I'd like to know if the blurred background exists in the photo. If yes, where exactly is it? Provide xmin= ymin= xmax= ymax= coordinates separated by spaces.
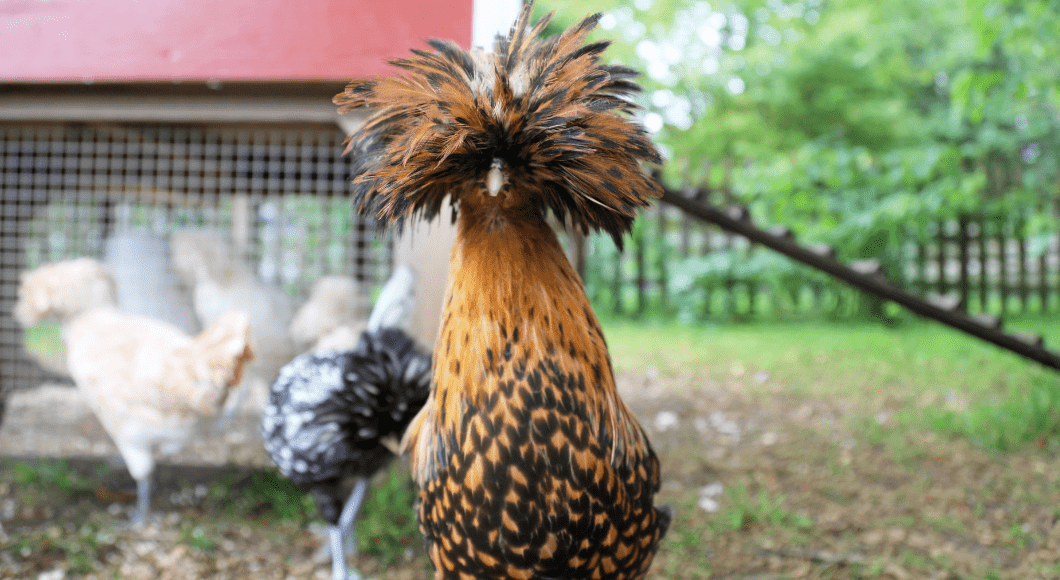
xmin=535 ymin=0 xmax=1060 ymax=324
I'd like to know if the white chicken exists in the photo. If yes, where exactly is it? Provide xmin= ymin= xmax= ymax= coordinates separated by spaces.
xmin=13 ymin=258 xmax=253 ymax=525
xmin=289 ymin=275 xmax=367 ymax=352
xmin=169 ymin=229 xmax=297 ymax=425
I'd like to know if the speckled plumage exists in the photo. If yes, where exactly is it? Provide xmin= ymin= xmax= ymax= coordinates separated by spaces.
xmin=336 ymin=3 xmax=670 ymax=579
xmin=262 ymin=327 xmax=431 ymax=523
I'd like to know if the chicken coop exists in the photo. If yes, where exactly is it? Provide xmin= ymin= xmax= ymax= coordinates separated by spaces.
xmin=0 ymin=0 xmax=474 ymax=416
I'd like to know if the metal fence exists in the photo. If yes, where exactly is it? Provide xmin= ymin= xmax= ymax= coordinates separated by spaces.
xmin=570 ymin=205 xmax=1060 ymax=321
xmin=1 ymin=122 xmax=392 ymax=398
xmin=909 ymin=214 xmax=1060 ymax=315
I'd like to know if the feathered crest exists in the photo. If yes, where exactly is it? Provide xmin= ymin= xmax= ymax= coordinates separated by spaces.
xmin=334 ymin=1 xmax=662 ymax=245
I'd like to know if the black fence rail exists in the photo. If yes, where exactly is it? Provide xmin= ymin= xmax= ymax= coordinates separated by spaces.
xmin=655 ymin=188 xmax=1060 ymax=372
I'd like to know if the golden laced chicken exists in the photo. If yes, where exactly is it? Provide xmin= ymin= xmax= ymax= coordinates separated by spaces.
xmin=13 ymin=258 xmax=253 ymax=526
xmin=334 ymin=4 xmax=672 ymax=579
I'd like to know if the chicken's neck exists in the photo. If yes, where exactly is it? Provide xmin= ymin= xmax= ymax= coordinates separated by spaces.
xmin=434 ymin=206 xmax=615 ymax=411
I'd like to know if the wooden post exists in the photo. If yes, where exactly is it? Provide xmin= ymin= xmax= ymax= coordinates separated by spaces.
xmin=656 ymin=205 xmax=669 ymax=314
xmin=936 ymin=219 xmax=948 ymax=296
xmin=634 ymin=224 xmax=646 ymax=318
xmin=1039 ymin=241 xmax=1048 ymax=313
xmin=231 ymin=194 xmax=251 ymax=255
xmin=723 ymin=233 xmax=735 ymax=317
xmin=571 ymin=229 xmax=586 ymax=283
xmin=917 ymin=236 xmax=929 ymax=295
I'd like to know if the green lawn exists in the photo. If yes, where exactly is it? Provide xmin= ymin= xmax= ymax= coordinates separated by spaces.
xmin=603 ymin=316 xmax=1058 ymax=394
xmin=601 ymin=316 xmax=1060 ymax=450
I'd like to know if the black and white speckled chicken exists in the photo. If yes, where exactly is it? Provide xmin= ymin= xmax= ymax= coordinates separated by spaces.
xmin=262 ymin=266 xmax=430 ymax=580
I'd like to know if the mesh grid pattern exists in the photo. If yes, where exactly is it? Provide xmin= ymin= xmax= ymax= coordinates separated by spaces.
xmin=0 ymin=122 xmax=391 ymax=407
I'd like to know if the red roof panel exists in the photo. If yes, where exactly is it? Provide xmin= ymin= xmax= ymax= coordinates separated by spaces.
xmin=0 ymin=0 xmax=472 ymax=82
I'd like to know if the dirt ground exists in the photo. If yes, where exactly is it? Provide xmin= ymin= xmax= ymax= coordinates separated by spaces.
xmin=2 ymin=370 xmax=1059 ymax=580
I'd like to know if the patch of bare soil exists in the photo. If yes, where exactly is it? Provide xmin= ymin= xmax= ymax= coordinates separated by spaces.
xmin=622 ymin=371 xmax=1060 ymax=580
xmin=2 ymin=372 xmax=1059 ymax=580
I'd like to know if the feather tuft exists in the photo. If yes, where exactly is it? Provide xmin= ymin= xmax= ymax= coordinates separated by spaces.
xmin=334 ymin=1 xmax=661 ymax=246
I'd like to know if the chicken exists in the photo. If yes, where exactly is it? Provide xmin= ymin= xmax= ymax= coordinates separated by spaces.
xmin=289 ymin=275 xmax=367 ymax=352
xmin=170 ymin=229 xmax=297 ymax=425
xmin=334 ymin=4 xmax=671 ymax=579
xmin=104 ymin=230 xmax=200 ymax=335
xmin=263 ymin=266 xmax=430 ymax=580
xmin=12 ymin=258 xmax=253 ymax=525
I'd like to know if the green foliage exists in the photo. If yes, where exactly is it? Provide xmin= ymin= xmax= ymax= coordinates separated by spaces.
xmin=923 ymin=376 xmax=1060 ymax=451
xmin=356 ymin=463 xmax=421 ymax=566
xmin=12 ymin=459 xmax=93 ymax=499
xmin=237 ymin=472 xmax=317 ymax=523
xmin=540 ymin=0 xmax=1060 ymax=323
xmin=713 ymin=482 xmax=812 ymax=532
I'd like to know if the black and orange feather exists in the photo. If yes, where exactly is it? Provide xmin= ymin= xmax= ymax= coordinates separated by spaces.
xmin=336 ymin=3 xmax=670 ymax=579
xmin=335 ymin=3 xmax=662 ymax=248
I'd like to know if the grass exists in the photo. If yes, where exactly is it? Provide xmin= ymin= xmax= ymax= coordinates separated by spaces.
xmin=179 ymin=523 xmax=219 ymax=552
xmin=713 ymin=482 xmax=813 ymax=533
xmin=600 ymin=315 xmax=1060 ymax=452
xmin=8 ymin=523 xmax=117 ymax=575
xmin=22 ymin=307 xmax=1059 ymax=450
xmin=1 ymin=459 xmax=425 ymax=577
xmin=601 ymin=315 xmax=1060 ymax=393
xmin=658 ymin=502 xmax=714 ymax=579
xmin=233 ymin=472 xmax=317 ymax=524
xmin=11 ymin=459 xmax=94 ymax=499
xmin=355 ymin=462 xmax=422 ymax=565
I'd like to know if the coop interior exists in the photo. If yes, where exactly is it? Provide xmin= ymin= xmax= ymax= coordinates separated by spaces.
xmin=0 ymin=122 xmax=394 ymax=409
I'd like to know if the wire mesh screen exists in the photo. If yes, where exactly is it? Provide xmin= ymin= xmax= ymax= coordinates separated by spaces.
xmin=0 ymin=122 xmax=392 ymax=408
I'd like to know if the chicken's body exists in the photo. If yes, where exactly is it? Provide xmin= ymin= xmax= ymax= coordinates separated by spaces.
xmin=407 ymin=206 xmax=666 ymax=580
xmin=263 ymin=266 xmax=429 ymax=580
xmin=289 ymin=275 xmax=367 ymax=352
xmin=13 ymin=258 xmax=253 ymax=525
xmin=336 ymin=3 xmax=670 ymax=578
xmin=64 ymin=309 xmax=251 ymax=497
xmin=170 ymin=230 xmax=297 ymax=426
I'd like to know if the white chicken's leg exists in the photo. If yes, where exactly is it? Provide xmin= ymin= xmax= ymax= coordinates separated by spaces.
xmin=216 ymin=382 xmax=248 ymax=430
xmin=133 ymin=477 xmax=151 ymax=527
xmin=118 ymin=443 xmax=155 ymax=527
xmin=328 ymin=477 xmax=369 ymax=580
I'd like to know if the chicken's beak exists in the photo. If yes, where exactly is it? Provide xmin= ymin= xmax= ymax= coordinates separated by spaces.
xmin=486 ymin=158 xmax=506 ymax=197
